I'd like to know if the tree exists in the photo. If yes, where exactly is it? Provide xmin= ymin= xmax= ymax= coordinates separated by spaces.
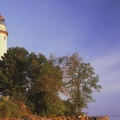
xmin=27 ymin=54 xmax=65 ymax=116
xmin=60 ymin=52 xmax=102 ymax=115
xmin=0 ymin=47 xmax=29 ymax=100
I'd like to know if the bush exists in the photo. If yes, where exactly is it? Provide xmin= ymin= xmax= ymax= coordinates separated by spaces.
xmin=0 ymin=99 xmax=22 ymax=118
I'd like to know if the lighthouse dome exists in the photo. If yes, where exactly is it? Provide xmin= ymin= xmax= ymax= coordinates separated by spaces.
xmin=0 ymin=15 xmax=5 ymax=21
xmin=0 ymin=14 xmax=8 ymax=36
xmin=0 ymin=14 xmax=6 ymax=31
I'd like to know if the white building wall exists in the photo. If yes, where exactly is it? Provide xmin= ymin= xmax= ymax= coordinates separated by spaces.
xmin=0 ymin=33 xmax=7 ymax=58
xmin=0 ymin=14 xmax=8 ymax=59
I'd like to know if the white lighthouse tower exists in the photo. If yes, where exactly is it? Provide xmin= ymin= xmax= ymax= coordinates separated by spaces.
xmin=0 ymin=14 xmax=8 ymax=59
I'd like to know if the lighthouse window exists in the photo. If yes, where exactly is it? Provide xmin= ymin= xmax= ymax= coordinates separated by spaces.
xmin=4 ymin=36 xmax=5 ymax=40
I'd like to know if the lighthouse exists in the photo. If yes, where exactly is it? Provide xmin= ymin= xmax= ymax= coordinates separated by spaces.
xmin=0 ymin=14 xmax=8 ymax=59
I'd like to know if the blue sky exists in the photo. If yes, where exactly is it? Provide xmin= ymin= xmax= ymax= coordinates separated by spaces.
xmin=0 ymin=0 xmax=120 ymax=116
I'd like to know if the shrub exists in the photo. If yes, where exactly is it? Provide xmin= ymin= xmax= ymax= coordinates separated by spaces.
xmin=0 ymin=99 xmax=22 ymax=118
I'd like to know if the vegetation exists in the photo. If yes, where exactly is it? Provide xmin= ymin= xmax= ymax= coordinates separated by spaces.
xmin=0 ymin=99 xmax=22 ymax=118
xmin=0 ymin=47 xmax=102 ymax=117
xmin=58 ymin=53 xmax=102 ymax=115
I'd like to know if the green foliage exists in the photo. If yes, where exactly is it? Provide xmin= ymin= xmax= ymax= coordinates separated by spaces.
xmin=27 ymin=91 xmax=66 ymax=116
xmin=63 ymin=99 xmax=77 ymax=116
xmin=27 ymin=52 xmax=47 ymax=82
xmin=27 ymin=63 xmax=64 ymax=116
xmin=0 ymin=99 xmax=22 ymax=118
xmin=39 ymin=93 xmax=66 ymax=116
xmin=26 ymin=53 xmax=64 ymax=116
xmin=59 ymin=52 xmax=102 ymax=115
xmin=0 ymin=47 xmax=102 ymax=117
xmin=31 ymin=61 xmax=63 ymax=94
xmin=0 ymin=47 xmax=29 ymax=98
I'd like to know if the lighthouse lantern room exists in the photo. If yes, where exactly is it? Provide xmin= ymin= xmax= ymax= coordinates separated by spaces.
xmin=0 ymin=14 xmax=8 ymax=59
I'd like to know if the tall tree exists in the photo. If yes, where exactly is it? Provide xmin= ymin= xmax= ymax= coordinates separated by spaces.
xmin=27 ymin=54 xmax=65 ymax=115
xmin=60 ymin=52 xmax=102 ymax=115
xmin=0 ymin=47 xmax=29 ymax=99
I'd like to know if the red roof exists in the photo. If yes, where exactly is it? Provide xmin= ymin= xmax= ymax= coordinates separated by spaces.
xmin=0 ymin=14 xmax=5 ymax=21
